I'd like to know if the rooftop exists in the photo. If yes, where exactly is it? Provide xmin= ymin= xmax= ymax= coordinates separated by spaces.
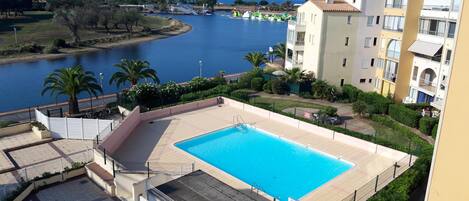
xmin=310 ymin=0 xmax=360 ymax=13
xmin=154 ymin=170 xmax=257 ymax=201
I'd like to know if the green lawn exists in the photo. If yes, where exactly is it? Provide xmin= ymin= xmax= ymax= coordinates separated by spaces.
xmin=369 ymin=121 xmax=412 ymax=147
xmin=249 ymin=97 xmax=326 ymax=111
xmin=0 ymin=11 xmax=171 ymax=49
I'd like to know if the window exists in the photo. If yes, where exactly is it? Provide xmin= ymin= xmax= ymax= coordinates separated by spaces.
xmin=376 ymin=16 xmax=380 ymax=25
xmin=347 ymin=16 xmax=352 ymax=24
xmin=360 ymin=79 xmax=366 ymax=83
xmin=386 ymin=39 xmax=401 ymax=59
xmin=376 ymin=58 xmax=385 ymax=68
xmin=345 ymin=37 xmax=349 ymax=46
xmin=371 ymin=58 xmax=375 ymax=66
xmin=367 ymin=16 xmax=374 ymax=26
xmin=340 ymin=79 xmax=345 ymax=86
xmin=419 ymin=18 xmax=446 ymax=37
xmin=385 ymin=0 xmax=407 ymax=8
xmin=342 ymin=58 xmax=347 ymax=67
xmin=287 ymin=30 xmax=295 ymax=43
xmin=445 ymin=49 xmax=452 ymax=65
xmin=412 ymin=66 xmax=418 ymax=81
xmin=369 ymin=79 xmax=372 ymax=83
xmin=287 ymin=49 xmax=293 ymax=60
xmin=373 ymin=37 xmax=378 ymax=46
xmin=448 ymin=22 xmax=456 ymax=38
xmin=383 ymin=16 xmax=405 ymax=32
xmin=365 ymin=37 xmax=372 ymax=48
xmin=384 ymin=60 xmax=398 ymax=82
xmin=375 ymin=77 xmax=381 ymax=89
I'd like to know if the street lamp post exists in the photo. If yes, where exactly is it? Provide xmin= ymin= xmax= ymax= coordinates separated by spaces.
xmin=99 ymin=73 xmax=104 ymax=108
xmin=268 ymin=46 xmax=274 ymax=63
xmin=198 ymin=60 xmax=203 ymax=77
xmin=12 ymin=25 xmax=18 ymax=45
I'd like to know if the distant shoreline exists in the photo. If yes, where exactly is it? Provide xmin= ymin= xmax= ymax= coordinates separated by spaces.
xmin=0 ymin=19 xmax=192 ymax=66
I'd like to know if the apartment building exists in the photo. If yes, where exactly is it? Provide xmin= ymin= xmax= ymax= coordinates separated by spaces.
xmin=425 ymin=0 xmax=468 ymax=200
xmin=404 ymin=1 xmax=460 ymax=110
xmin=285 ymin=0 xmax=383 ymax=91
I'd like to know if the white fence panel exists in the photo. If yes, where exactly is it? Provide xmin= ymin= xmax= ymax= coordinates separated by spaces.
xmin=49 ymin=117 xmax=66 ymax=138
xmin=67 ymin=118 xmax=83 ymax=139
xmin=98 ymin=120 xmax=113 ymax=133
xmin=83 ymin=119 xmax=99 ymax=139
xmin=35 ymin=109 xmax=50 ymax=128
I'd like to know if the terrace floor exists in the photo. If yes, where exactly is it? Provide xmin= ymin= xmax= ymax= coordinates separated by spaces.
xmin=113 ymin=104 xmax=413 ymax=201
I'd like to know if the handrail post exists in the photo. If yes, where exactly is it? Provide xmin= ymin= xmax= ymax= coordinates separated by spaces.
xmin=393 ymin=162 xmax=398 ymax=178
xmin=353 ymin=190 xmax=357 ymax=201
xmin=103 ymin=148 xmax=107 ymax=165
xmin=112 ymin=160 xmax=115 ymax=178
xmin=147 ymin=162 xmax=150 ymax=178
xmin=374 ymin=175 xmax=379 ymax=192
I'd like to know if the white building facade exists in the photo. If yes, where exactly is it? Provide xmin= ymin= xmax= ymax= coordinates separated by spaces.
xmin=285 ymin=0 xmax=384 ymax=91
xmin=404 ymin=3 xmax=459 ymax=110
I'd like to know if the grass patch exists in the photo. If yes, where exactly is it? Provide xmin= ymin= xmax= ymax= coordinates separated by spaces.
xmin=249 ymin=97 xmax=326 ymax=111
xmin=370 ymin=121 xmax=411 ymax=148
xmin=0 ymin=11 xmax=171 ymax=49
xmin=0 ymin=120 xmax=17 ymax=128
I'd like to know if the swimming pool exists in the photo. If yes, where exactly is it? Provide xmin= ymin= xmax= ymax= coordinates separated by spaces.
xmin=175 ymin=124 xmax=353 ymax=200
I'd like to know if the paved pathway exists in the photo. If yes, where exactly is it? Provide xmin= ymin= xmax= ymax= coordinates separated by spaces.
xmin=25 ymin=177 xmax=118 ymax=201
xmin=0 ymin=132 xmax=93 ymax=200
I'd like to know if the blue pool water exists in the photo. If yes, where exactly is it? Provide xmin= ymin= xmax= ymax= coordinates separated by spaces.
xmin=175 ymin=124 xmax=353 ymax=200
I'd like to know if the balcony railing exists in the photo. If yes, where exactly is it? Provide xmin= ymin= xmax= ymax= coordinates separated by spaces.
xmin=384 ymin=3 xmax=406 ymax=9
xmin=295 ymin=41 xmax=304 ymax=46
xmin=419 ymin=80 xmax=437 ymax=93
xmin=383 ymin=72 xmax=397 ymax=82
xmin=288 ymin=20 xmax=305 ymax=26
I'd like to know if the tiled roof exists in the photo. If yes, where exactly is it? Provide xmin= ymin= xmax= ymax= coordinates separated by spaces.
xmin=310 ymin=0 xmax=361 ymax=12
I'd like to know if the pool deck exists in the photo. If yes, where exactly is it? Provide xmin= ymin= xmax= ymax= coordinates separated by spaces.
xmin=113 ymin=104 xmax=412 ymax=201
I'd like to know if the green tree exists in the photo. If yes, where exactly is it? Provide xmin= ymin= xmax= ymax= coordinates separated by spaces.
xmin=311 ymin=80 xmax=329 ymax=99
xmin=244 ymin=52 xmax=267 ymax=68
xmin=110 ymin=59 xmax=159 ymax=88
xmin=272 ymin=43 xmax=286 ymax=60
xmin=284 ymin=67 xmax=306 ymax=83
xmin=352 ymin=101 xmax=368 ymax=117
xmin=53 ymin=8 xmax=82 ymax=43
xmin=41 ymin=65 xmax=102 ymax=114
xmin=115 ymin=9 xmax=142 ymax=35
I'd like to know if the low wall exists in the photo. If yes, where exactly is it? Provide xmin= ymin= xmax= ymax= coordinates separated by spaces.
xmin=0 ymin=123 xmax=31 ymax=137
xmin=12 ymin=168 xmax=86 ymax=201
xmin=222 ymin=97 xmax=408 ymax=160
xmin=140 ymin=98 xmax=219 ymax=122
xmin=100 ymin=106 xmax=141 ymax=155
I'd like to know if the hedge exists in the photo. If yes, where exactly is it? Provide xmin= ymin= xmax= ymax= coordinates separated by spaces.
xmin=271 ymin=79 xmax=288 ymax=94
xmin=230 ymin=89 xmax=254 ymax=101
xmin=250 ymin=77 xmax=264 ymax=91
xmin=341 ymin=84 xmax=361 ymax=102
xmin=419 ymin=117 xmax=438 ymax=135
xmin=388 ymin=104 xmax=421 ymax=128
xmin=357 ymin=92 xmax=392 ymax=114
xmin=431 ymin=123 xmax=439 ymax=139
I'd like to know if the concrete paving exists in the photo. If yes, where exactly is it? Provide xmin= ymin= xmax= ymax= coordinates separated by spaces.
xmin=112 ymin=104 xmax=412 ymax=201
xmin=26 ymin=176 xmax=117 ymax=201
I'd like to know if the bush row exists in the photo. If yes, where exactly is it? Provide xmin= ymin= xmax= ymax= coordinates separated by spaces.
xmin=357 ymin=92 xmax=393 ymax=114
xmin=388 ymin=104 xmax=422 ymax=128
xmin=419 ymin=116 xmax=439 ymax=135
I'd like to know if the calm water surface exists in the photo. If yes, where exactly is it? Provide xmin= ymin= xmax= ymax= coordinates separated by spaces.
xmin=0 ymin=12 xmax=286 ymax=112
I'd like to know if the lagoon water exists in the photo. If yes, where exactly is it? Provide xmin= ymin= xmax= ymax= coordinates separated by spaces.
xmin=0 ymin=12 xmax=286 ymax=112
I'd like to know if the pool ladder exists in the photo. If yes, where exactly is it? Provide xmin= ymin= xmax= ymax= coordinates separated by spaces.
xmin=233 ymin=115 xmax=246 ymax=126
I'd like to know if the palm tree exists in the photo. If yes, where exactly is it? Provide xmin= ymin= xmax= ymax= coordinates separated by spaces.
xmin=42 ymin=65 xmax=102 ymax=115
xmin=110 ymin=59 xmax=159 ymax=88
xmin=272 ymin=43 xmax=286 ymax=60
xmin=244 ymin=52 xmax=267 ymax=68
xmin=284 ymin=67 xmax=306 ymax=83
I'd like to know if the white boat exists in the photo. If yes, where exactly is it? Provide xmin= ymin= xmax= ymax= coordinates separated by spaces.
xmin=242 ymin=11 xmax=251 ymax=18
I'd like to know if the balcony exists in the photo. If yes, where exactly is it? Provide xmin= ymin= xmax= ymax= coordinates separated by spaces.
xmin=383 ymin=72 xmax=397 ymax=83
xmin=418 ymin=81 xmax=437 ymax=93
xmin=288 ymin=20 xmax=306 ymax=32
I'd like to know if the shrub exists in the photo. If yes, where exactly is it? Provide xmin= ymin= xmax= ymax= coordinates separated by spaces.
xmin=404 ymin=103 xmax=431 ymax=111
xmin=31 ymin=121 xmax=47 ymax=130
xmin=237 ymin=68 xmax=263 ymax=89
xmin=0 ymin=120 xmax=17 ymax=128
xmin=319 ymin=106 xmax=337 ymax=117
xmin=189 ymin=77 xmax=211 ymax=92
xmin=431 ymin=123 xmax=438 ymax=139
xmin=352 ymin=100 xmax=368 ymax=117
xmin=210 ymin=77 xmax=227 ymax=86
xmin=263 ymin=80 xmax=272 ymax=93
xmin=419 ymin=117 xmax=438 ymax=135
xmin=230 ymin=89 xmax=252 ymax=101
xmin=180 ymin=92 xmax=201 ymax=102
xmin=271 ymin=79 xmax=288 ymax=94
xmin=19 ymin=43 xmax=43 ymax=53
xmin=44 ymin=45 xmax=60 ymax=54
xmin=388 ymin=104 xmax=421 ymax=128
xmin=52 ymin=38 xmax=67 ymax=48
xmin=341 ymin=84 xmax=362 ymax=102
xmin=357 ymin=92 xmax=392 ymax=114
xmin=250 ymin=77 xmax=264 ymax=91
xmin=311 ymin=80 xmax=329 ymax=99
